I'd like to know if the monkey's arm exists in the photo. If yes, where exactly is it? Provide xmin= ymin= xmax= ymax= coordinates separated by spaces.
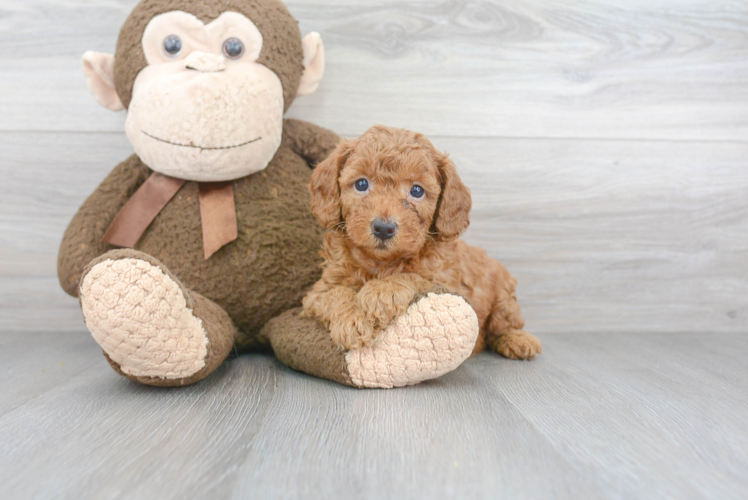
xmin=57 ymin=155 xmax=151 ymax=297
xmin=283 ymin=118 xmax=341 ymax=168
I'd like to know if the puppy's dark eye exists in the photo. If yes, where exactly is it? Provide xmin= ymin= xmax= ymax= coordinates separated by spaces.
xmin=355 ymin=179 xmax=369 ymax=192
xmin=223 ymin=38 xmax=245 ymax=59
xmin=164 ymin=35 xmax=182 ymax=57
xmin=410 ymin=185 xmax=425 ymax=198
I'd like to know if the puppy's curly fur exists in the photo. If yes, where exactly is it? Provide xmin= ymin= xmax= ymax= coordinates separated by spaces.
xmin=302 ymin=125 xmax=542 ymax=360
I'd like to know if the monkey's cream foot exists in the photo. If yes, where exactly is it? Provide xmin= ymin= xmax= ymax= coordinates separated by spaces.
xmin=262 ymin=293 xmax=479 ymax=389
xmin=79 ymin=250 xmax=235 ymax=386
xmin=493 ymin=330 xmax=543 ymax=360
xmin=345 ymin=293 xmax=479 ymax=388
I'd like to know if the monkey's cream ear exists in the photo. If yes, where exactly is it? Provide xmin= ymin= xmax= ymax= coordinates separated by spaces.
xmin=297 ymin=32 xmax=325 ymax=96
xmin=82 ymin=51 xmax=124 ymax=111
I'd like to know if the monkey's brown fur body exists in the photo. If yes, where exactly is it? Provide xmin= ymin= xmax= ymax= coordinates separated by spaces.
xmin=59 ymin=121 xmax=337 ymax=345
xmin=59 ymin=0 xmax=344 ymax=385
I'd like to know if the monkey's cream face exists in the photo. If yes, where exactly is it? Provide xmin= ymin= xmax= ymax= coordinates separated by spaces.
xmin=125 ymin=11 xmax=284 ymax=182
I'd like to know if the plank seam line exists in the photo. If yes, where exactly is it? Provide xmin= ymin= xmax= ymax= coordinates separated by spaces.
xmin=2 ymin=130 xmax=748 ymax=145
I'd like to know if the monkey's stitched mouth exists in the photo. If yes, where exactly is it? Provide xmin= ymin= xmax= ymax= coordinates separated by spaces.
xmin=142 ymin=131 xmax=261 ymax=151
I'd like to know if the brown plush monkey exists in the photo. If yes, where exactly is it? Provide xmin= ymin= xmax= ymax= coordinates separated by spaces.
xmin=60 ymin=0 xmax=480 ymax=389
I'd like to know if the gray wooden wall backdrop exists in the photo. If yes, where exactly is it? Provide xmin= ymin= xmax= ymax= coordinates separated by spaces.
xmin=1 ymin=0 xmax=747 ymax=335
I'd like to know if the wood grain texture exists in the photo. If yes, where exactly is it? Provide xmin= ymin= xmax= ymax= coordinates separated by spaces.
xmin=0 ymin=332 xmax=746 ymax=499
xmin=2 ymin=132 xmax=746 ymax=334
xmin=1 ymin=0 xmax=747 ymax=139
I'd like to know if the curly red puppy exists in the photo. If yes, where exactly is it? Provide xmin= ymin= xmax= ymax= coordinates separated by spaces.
xmin=302 ymin=125 xmax=542 ymax=360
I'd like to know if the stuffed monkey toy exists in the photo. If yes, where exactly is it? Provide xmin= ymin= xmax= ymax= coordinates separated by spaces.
xmin=59 ymin=0 xmax=480 ymax=389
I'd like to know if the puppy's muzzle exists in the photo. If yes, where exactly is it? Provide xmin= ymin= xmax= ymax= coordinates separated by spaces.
xmin=371 ymin=218 xmax=397 ymax=242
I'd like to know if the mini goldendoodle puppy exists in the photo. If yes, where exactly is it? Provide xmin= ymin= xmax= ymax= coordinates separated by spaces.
xmin=302 ymin=125 xmax=542 ymax=360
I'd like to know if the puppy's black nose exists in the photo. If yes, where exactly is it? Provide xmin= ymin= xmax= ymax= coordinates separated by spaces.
xmin=372 ymin=218 xmax=397 ymax=241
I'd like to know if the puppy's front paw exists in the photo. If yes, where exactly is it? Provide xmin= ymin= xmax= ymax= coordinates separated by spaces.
xmin=357 ymin=279 xmax=417 ymax=330
xmin=329 ymin=309 xmax=377 ymax=350
xmin=494 ymin=330 xmax=543 ymax=360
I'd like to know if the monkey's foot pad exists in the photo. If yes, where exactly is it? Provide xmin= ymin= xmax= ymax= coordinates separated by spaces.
xmin=346 ymin=293 xmax=480 ymax=388
xmin=80 ymin=258 xmax=208 ymax=380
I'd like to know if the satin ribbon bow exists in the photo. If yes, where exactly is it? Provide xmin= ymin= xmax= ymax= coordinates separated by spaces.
xmin=102 ymin=172 xmax=238 ymax=260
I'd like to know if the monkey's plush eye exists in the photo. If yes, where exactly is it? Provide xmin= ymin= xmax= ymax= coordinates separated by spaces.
xmin=223 ymin=38 xmax=245 ymax=59
xmin=410 ymin=185 xmax=425 ymax=198
xmin=163 ymin=35 xmax=182 ymax=57
xmin=354 ymin=179 xmax=369 ymax=192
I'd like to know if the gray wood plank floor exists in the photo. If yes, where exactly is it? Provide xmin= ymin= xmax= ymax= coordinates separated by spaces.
xmin=1 ymin=0 xmax=747 ymax=498
xmin=1 ymin=332 xmax=746 ymax=500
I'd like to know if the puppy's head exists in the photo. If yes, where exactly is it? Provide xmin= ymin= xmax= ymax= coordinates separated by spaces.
xmin=310 ymin=125 xmax=471 ymax=259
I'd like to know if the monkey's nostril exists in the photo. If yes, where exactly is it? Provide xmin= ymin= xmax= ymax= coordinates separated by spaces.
xmin=183 ymin=52 xmax=227 ymax=73
xmin=371 ymin=218 xmax=397 ymax=242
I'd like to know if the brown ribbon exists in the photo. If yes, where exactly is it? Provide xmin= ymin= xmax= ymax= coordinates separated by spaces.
xmin=102 ymin=173 xmax=238 ymax=260
xmin=198 ymin=182 xmax=238 ymax=260
xmin=102 ymin=173 xmax=186 ymax=248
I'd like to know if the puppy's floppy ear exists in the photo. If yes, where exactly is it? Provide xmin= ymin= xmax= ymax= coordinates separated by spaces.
xmin=431 ymin=152 xmax=472 ymax=241
xmin=310 ymin=139 xmax=357 ymax=229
